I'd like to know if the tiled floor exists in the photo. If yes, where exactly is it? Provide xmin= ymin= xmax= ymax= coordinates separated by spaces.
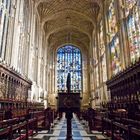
xmin=32 ymin=114 xmax=108 ymax=140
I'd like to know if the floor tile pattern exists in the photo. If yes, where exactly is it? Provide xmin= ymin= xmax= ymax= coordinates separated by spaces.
xmin=32 ymin=114 xmax=108 ymax=140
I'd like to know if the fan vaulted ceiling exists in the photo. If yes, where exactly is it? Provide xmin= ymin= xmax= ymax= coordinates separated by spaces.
xmin=35 ymin=0 xmax=102 ymax=49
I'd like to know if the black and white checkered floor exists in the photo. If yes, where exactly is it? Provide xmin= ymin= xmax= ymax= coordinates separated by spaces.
xmin=32 ymin=114 xmax=108 ymax=140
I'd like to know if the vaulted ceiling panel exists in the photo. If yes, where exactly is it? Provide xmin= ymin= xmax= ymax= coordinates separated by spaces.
xmin=36 ymin=0 xmax=101 ymax=49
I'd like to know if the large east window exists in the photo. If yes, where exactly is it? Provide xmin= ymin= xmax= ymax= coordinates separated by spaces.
xmin=57 ymin=45 xmax=82 ymax=92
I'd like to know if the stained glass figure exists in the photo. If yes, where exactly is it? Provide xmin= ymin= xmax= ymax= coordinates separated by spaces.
xmin=124 ymin=1 xmax=140 ymax=63
xmin=124 ymin=0 xmax=137 ymax=17
xmin=106 ymin=0 xmax=122 ymax=75
xmin=57 ymin=45 xmax=82 ymax=92
xmin=110 ymin=35 xmax=121 ymax=75
xmin=107 ymin=0 xmax=118 ymax=41
xmin=119 ymin=0 xmax=140 ymax=63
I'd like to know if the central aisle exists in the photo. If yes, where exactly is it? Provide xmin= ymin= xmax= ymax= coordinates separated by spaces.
xmin=33 ymin=113 xmax=107 ymax=140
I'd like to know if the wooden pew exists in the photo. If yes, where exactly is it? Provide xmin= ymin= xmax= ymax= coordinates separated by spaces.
xmin=0 ymin=126 xmax=11 ymax=139
xmin=0 ymin=109 xmax=55 ymax=139
xmin=93 ymin=116 xmax=102 ymax=131
xmin=33 ymin=111 xmax=46 ymax=130
xmin=12 ymin=121 xmax=27 ymax=140
xmin=102 ymin=118 xmax=112 ymax=137
xmin=0 ymin=118 xmax=19 ymax=129
xmin=113 ymin=122 xmax=131 ymax=140
xmin=102 ymin=117 xmax=140 ymax=140
xmin=131 ymin=127 xmax=140 ymax=140
xmin=121 ymin=118 xmax=140 ymax=129
xmin=27 ymin=118 xmax=37 ymax=135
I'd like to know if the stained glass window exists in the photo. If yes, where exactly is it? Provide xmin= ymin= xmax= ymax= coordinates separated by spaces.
xmin=107 ymin=0 xmax=121 ymax=75
xmin=57 ymin=45 xmax=82 ymax=92
xmin=120 ymin=0 xmax=140 ymax=63
xmin=107 ymin=0 xmax=118 ymax=41
xmin=124 ymin=0 xmax=137 ymax=17
xmin=110 ymin=35 xmax=121 ymax=75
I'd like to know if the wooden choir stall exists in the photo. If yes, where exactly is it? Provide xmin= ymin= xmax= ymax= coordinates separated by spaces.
xmin=0 ymin=63 xmax=57 ymax=139
xmin=103 ymin=61 xmax=140 ymax=140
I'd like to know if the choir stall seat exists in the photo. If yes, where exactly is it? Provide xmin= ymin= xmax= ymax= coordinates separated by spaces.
xmin=0 ymin=126 xmax=11 ymax=139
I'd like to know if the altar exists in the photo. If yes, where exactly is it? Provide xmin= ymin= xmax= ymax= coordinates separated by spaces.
xmin=57 ymin=92 xmax=81 ymax=112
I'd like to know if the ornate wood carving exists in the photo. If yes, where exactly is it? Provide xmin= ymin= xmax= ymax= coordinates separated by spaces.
xmin=106 ymin=61 xmax=140 ymax=119
xmin=0 ymin=63 xmax=32 ymax=102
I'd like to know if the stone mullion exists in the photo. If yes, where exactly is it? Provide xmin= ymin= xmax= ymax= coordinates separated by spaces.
xmin=25 ymin=33 xmax=30 ymax=76
xmin=45 ymin=66 xmax=48 ymax=91
xmin=17 ymin=0 xmax=26 ymax=74
xmin=20 ymin=34 xmax=25 ymax=73
xmin=37 ymin=24 xmax=42 ymax=87
xmin=22 ymin=33 xmax=30 ymax=75
xmin=103 ymin=0 xmax=111 ymax=79
xmin=50 ymin=52 xmax=53 ymax=94
xmin=35 ymin=50 xmax=38 ymax=83
xmin=117 ymin=0 xmax=131 ymax=67
xmin=23 ymin=37 xmax=27 ymax=75
xmin=93 ymin=38 xmax=96 ymax=90
xmin=43 ymin=38 xmax=47 ymax=91
xmin=98 ymin=29 xmax=104 ymax=86
xmin=101 ymin=1 xmax=109 ymax=101
xmin=19 ymin=0 xmax=27 ymax=75
xmin=114 ymin=0 xmax=125 ymax=70
xmin=53 ymin=50 xmax=56 ymax=94
xmin=10 ymin=0 xmax=21 ymax=69
xmin=28 ymin=1 xmax=35 ymax=80
xmin=91 ymin=38 xmax=94 ymax=92
xmin=34 ymin=17 xmax=39 ymax=83
xmin=22 ymin=0 xmax=28 ymax=75
xmin=45 ymin=39 xmax=48 ymax=92
xmin=41 ymin=34 xmax=45 ymax=89
xmin=0 ymin=2 xmax=6 ymax=57
xmin=26 ymin=0 xmax=32 ymax=76
xmin=33 ymin=16 xmax=37 ymax=82
xmin=1 ymin=0 xmax=11 ymax=60
xmin=95 ymin=27 xmax=101 ymax=88
xmin=89 ymin=39 xmax=93 ymax=94
xmin=36 ymin=21 xmax=42 ymax=86
xmin=5 ymin=0 xmax=17 ymax=65
xmin=17 ymin=0 xmax=24 ymax=72
xmin=48 ymin=71 xmax=50 ymax=95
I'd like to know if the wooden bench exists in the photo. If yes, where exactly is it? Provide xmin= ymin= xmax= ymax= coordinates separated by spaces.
xmin=93 ymin=116 xmax=102 ymax=131
xmin=131 ymin=127 xmax=140 ymax=140
xmin=121 ymin=118 xmax=140 ymax=129
xmin=102 ymin=117 xmax=140 ymax=140
xmin=28 ymin=118 xmax=37 ymax=134
xmin=0 ymin=126 xmax=11 ymax=139
xmin=102 ymin=118 xmax=112 ymax=137
xmin=0 ymin=109 xmax=56 ymax=139
xmin=32 ymin=111 xmax=46 ymax=130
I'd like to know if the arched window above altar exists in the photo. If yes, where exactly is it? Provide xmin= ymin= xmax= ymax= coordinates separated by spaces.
xmin=57 ymin=45 xmax=82 ymax=93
